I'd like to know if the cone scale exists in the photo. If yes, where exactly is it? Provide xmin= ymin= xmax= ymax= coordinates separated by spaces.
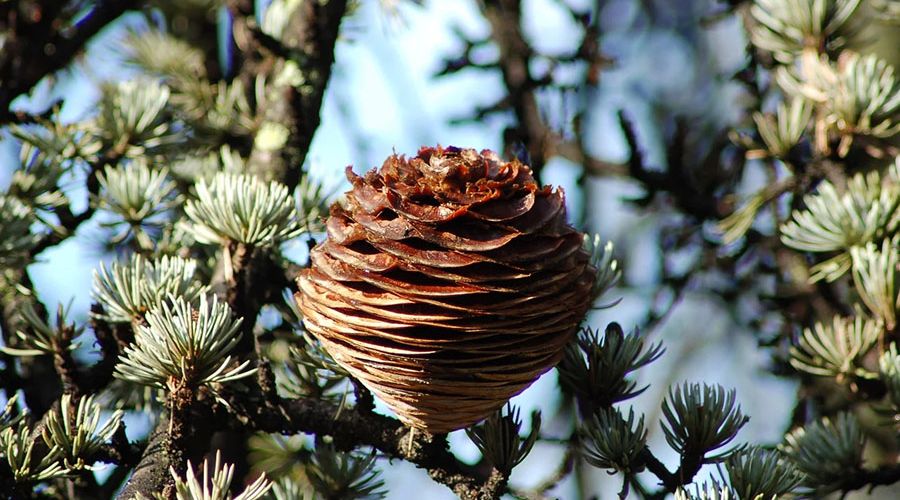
xmin=296 ymin=146 xmax=596 ymax=433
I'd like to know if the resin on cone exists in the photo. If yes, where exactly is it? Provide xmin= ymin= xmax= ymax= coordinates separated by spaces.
xmin=296 ymin=146 xmax=596 ymax=433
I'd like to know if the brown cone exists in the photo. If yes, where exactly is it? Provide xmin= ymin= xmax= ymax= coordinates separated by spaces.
xmin=296 ymin=146 xmax=596 ymax=433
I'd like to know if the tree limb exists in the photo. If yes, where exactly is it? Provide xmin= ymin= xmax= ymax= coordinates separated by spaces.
xmin=232 ymin=396 xmax=505 ymax=499
xmin=229 ymin=0 xmax=349 ymax=191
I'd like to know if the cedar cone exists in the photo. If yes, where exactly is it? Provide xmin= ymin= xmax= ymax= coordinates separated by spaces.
xmin=296 ymin=146 xmax=596 ymax=433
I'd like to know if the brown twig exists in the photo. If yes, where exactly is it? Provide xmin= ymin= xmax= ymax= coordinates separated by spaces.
xmin=88 ymin=424 xmax=145 ymax=497
xmin=50 ymin=320 xmax=82 ymax=396
xmin=117 ymin=386 xmax=506 ymax=499
xmin=637 ymin=447 xmax=679 ymax=493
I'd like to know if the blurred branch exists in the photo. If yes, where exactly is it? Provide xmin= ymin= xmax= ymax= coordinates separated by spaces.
xmin=618 ymin=111 xmax=722 ymax=220
xmin=434 ymin=30 xmax=496 ymax=76
xmin=838 ymin=465 xmax=900 ymax=495
xmin=0 ymin=0 xmax=136 ymax=124
xmin=482 ymin=0 xmax=549 ymax=175
xmin=4 ymin=100 xmax=62 ymax=124
xmin=0 ymin=278 xmax=61 ymax=417
xmin=83 ymin=304 xmax=133 ymax=394
xmin=442 ymin=0 xmax=615 ymax=193
xmin=556 ymin=140 xmax=628 ymax=177
xmin=30 ymin=141 xmax=129 ymax=258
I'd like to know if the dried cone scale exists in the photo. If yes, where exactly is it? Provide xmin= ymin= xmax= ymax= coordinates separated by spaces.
xmin=296 ymin=146 xmax=596 ymax=433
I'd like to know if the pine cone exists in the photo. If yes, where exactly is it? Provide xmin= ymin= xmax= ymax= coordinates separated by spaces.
xmin=296 ymin=146 xmax=595 ymax=433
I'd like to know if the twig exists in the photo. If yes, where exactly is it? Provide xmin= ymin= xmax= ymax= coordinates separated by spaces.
xmin=223 ymin=242 xmax=283 ymax=403
xmin=115 ymin=386 xmax=509 ymax=499
xmin=225 ymin=241 xmax=258 ymax=357
xmin=840 ymin=465 xmax=900 ymax=495
xmin=434 ymin=32 xmax=496 ymax=76
xmin=5 ymin=102 xmax=62 ymax=124
xmin=50 ymin=320 xmax=82 ymax=395
xmin=30 ymin=148 xmax=119 ymax=258
xmin=97 ymin=424 xmax=143 ymax=468
xmin=83 ymin=304 xmax=132 ymax=394
xmin=511 ymin=436 xmax=578 ymax=499
xmin=350 ymin=377 xmax=375 ymax=413
xmin=637 ymin=446 xmax=678 ymax=493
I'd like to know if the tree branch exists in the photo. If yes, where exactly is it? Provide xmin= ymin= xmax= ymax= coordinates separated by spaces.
xmin=511 ymin=436 xmax=578 ymax=499
xmin=482 ymin=0 xmax=549 ymax=177
xmin=637 ymin=446 xmax=678 ymax=493
xmin=82 ymin=305 xmax=132 ymax=394
xmin=232 ymin=397 xmax=504 ymax=499
xmin=116 ymin=419 xmax=171 ymax=499
xmin=229 ymin=0 xmax=348 ymax=191
xmin=0 ymin=0 xmax=136 ymax=124
xmin=30 ymin=146 xmax=120 ymax=258
xmin=617 ymin=111 xmax=723 ymax=220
